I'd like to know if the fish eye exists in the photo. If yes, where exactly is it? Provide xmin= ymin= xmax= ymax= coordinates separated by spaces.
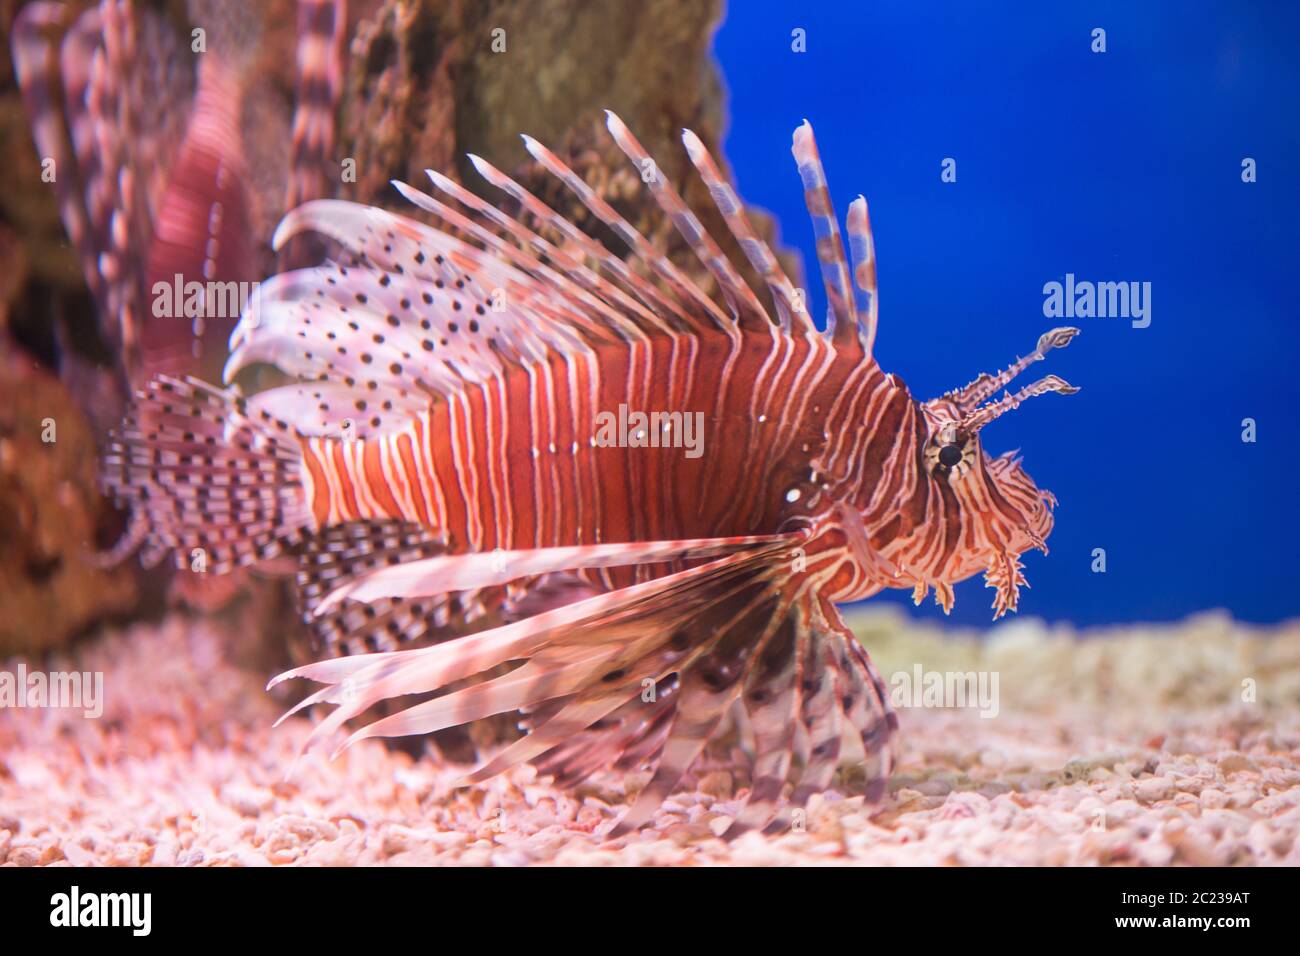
xmin=938 ymin=443 xmax=963 ymax=468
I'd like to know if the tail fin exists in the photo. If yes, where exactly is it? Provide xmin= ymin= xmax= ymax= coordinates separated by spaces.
xmin=102 ymin=375 xmax=313 ymax=572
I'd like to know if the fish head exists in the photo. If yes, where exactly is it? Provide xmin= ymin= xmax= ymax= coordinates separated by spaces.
xmin=907 ymin=327 xmax=1080 ymax=616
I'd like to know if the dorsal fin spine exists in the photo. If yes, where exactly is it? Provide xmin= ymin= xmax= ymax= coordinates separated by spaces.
xmin=517 ymin=133 xmax=726 ymax=333
xmin=604 ymin=110 xmax=770 ymax=332
xmin=680 ymin=127 xmax=812 ymax=336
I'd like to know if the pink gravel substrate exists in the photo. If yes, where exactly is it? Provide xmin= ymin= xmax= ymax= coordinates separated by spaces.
xmin=1 ymin=610 xmax=1297 ymax=866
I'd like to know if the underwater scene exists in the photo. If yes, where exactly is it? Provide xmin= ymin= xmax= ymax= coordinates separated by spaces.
xmin=0 ymin=0 xmax=1296 ymax=890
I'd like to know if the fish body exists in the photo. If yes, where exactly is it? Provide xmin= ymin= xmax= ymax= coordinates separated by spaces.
xmin=297 ymin=330 xmax=856 ymax=566
xmin=104 ymin=111 xmax=1078 ymax=836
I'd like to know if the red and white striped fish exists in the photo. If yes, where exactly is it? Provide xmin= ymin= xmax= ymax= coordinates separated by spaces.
xmin=10 ymin=0 xmax=346 ymax=421
xmin=103 ymin=111 xmax=1079 ymax=836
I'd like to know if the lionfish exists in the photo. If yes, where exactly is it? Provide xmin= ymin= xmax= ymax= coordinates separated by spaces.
xmin=10 ymin=0 xmax=345 ymax=424
xmin=12 ymin=0 xmax=345 ymax=585
xmin=101 ymin=105 xmax=1079 ymax=835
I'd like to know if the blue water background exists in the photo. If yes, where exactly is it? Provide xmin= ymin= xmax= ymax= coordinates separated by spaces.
xmin=713 ymin=1 xmax=1300 ymax=626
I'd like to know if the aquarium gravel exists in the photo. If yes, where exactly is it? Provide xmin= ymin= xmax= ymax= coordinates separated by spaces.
xmin=2 ymin=609 xmax=1295 ymax=867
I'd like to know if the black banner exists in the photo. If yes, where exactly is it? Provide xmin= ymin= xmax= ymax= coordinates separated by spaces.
xmin=0 ymin=864 xmax=1278 ymax=942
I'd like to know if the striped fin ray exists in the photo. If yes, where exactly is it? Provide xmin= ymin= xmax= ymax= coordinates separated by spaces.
xmin=237 ymin=378 xmax=430 ymax=439
xmin=290 ymin=573 xmax=591 ymax=712
xmin=472 ymin=694 xmax=644 ymax=787
xmin=458 ymin=557 xmax=788 ymax=786
xmin=739 ymin=601 xmax=895 ymax=835
xmin=457 ymin=639 xmax=683 ymax=786
xmin=303 ymin=555 xmax=589 ymax=669
xmin=514 ymin=679 xmax=681 ymax=792
xmin=603 ymin=111 xmax=771 ymax=331
xmin=608 ymin=678 xmax=680 ymax=774
xmin=517 ymin=134 xmax=732 ymax=333
xmin=338 ymin=641 xmax=628 ymax=752
xmin=433 ymin=156 xmax=675 ymax=338
xmin=312 ymin=533 xmax=791 ymax=613
xmin=283 ymin=0 xmax=346 ymax=214
xmin=296 ymin=520 xmax=447 ymax=618
xmin=392 ymin=175 xmax=654 ymax=341
xmin=284 ymin=534 xmax=788 ymax=707
xmin=348 ymin=581 xmax=716 ymax=762
xmin=722 ymin=608 xmax=805 ymax=837
xmin=791 ymin=121 xmax=861 ymax=349
xmin=608 ymin=579 xmax=787 ymax=836
xmin=11 ymin=4 xmax=103 ymax=309
xmin=762 ymin=617 xmax=845 ymax=833
xmin=277 ymin=0 xmax=348 ymax=271
xmin=680 ymin=128 xmax=812 ymax=335
xmin=10 ymin=1 xmax=169 ymax=363
xmin=845 ymin=196 xmax=879 ymax=358
xmin=826 ymin=605 xmax=897 ymax=799
xmin=528 ymin=677 xmax=679 ymax=789
xmin=270 ymin=539 xmax=798 ymax=757
xmin=292 ymin=520 xmax=505 ymax=658
xmin=101 ymin=375 xmax=313 ymax=572
xmin=81 ymin=3 xmax=137 ymax=306
xmin=227 ymin=201 xmax=597 ymax=391
xmin=309 ymin=594 xmax=490 ymax=658
xmin=93 ymin=0 xmax=149 ymax=265
xmin=58 ymin=7 xmax=108 ymax=220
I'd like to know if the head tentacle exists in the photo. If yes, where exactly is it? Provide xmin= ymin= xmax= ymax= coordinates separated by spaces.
xmin=947 ymin=326 xmax=1080 ymax=413
xmin=960 ymin=373 xmax=1079 ymax=434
